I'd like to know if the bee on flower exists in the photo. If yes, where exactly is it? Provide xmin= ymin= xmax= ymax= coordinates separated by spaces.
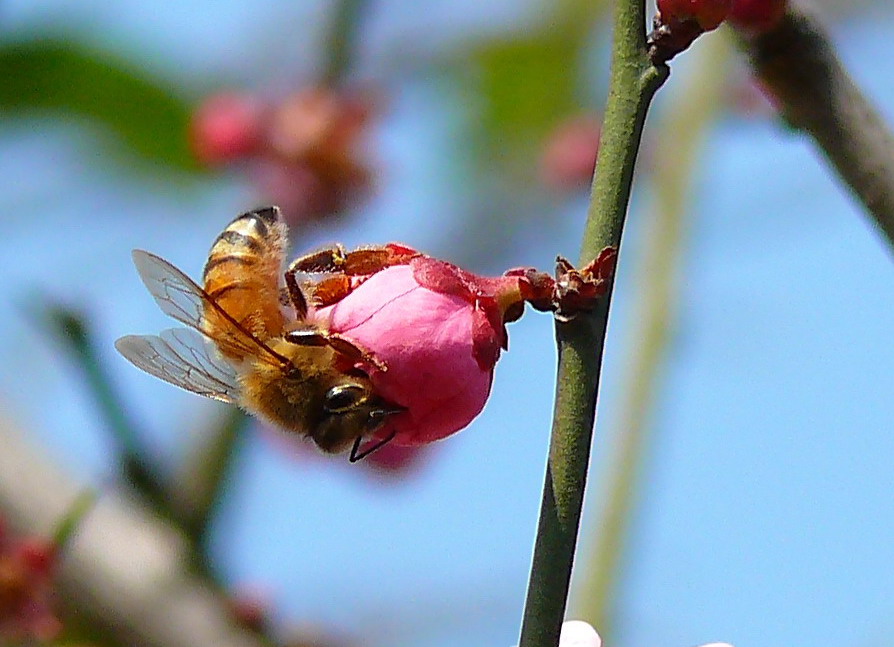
xmin=117 ymin=207 xmax=617 ymax=461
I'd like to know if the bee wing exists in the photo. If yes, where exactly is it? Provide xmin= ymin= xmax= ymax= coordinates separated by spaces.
xmin=131 ymin=250 xmax=285 ymax=366
xmin=115 ymin=328 xmax=239 ymax=404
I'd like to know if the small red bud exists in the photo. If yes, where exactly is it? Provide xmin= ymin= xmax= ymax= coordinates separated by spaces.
xmin=16 ymin=540 xmax=56 ymax=577
xmin=190 ymin=93 xmax=263 ymax=166
xmin=540 ymin=115 xmax=601 ymax=191
xmin=259 ymin=87 xmax=375 ymax=225
xmin=729 ymin=0 xmax=787 ymax=33
xmin=0 ymin=529 xmax=60 ymax=642
xmin=657 ymin=0 xmax=732 ymax=31
xmin=228 ymin=591 xmax=268 ymax=632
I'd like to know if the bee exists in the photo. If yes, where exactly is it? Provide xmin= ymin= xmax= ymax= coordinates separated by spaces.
xmin=115 ymin=206 xmax=403 ymax=461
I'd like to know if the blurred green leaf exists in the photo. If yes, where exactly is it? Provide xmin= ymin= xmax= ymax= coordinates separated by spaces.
xmin=52 ymin=488 xmax=97 ymax=551
xmin=0 ymin=37 xmax=200 ymax=172
xmin=473 ymin=32 xmax=582 ymax=158
xmin=175 ymin=408 xmax=250 ymax=547
xmin=37 ymin=302 xmax=173 ymax=516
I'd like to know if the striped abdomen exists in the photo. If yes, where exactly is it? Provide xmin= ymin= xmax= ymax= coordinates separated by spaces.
xmin=202 ymin=207 xmax=288 ymax=360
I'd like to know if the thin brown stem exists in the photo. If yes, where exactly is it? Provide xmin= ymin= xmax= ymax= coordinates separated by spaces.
xmin=741 ymin=2 xmax=894 ymax=249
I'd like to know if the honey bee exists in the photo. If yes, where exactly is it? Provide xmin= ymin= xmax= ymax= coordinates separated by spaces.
xmin=115 ymin=206 xmax=403 ymax=461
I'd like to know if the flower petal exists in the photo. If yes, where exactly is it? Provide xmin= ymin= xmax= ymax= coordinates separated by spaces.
xmin=559 ymin=621 xmax=603 ymax=647
xmin=318 ymin=265 xmax=495 ymax=445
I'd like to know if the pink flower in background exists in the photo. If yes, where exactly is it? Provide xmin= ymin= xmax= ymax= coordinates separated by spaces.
xmin=0 ymin=521 xmax=61 ymax=642
xmin=540 ymin=115 xmax=602 ymax=190
xmin=657 ymin=0 xmax=732 ymax=31
xmin=227 ymin=586 xmax=273 ymax=633
xmin=729 ymin=0 xmax=787 ymax=33
xmin=190 ymin=87 xmax=376 ymax=226
xmin=190 ymin=92 xmax=264 ymax=165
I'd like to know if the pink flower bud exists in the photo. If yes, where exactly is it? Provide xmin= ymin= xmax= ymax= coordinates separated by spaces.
xmin=227 ymin=588 xmax=270 ymax=632
xmin=314 ymin=258 xmax=527 ymax=446
xmin=0 ymin=528 xmax=60 ymax=642
xmin=729 ymin=0 xmax=786 ymax=34
xmin=541 ymin=115 xmax=602 ymax=191
xmin=258 ymin=87 xmax=375 ymax=224
xmin=657 ymin=0 xmax=732 ymax=31
xmin=190 ymin=93 xmax=263 ymax=166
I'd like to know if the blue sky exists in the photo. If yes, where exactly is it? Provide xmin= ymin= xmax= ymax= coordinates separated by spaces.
xmin=2 ymin=2 xmax=894 ymax=646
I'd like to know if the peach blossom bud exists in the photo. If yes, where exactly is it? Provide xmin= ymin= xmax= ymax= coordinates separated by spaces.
xmin=190 ymin=93 xmax=263 ymax=165
xmin=541 ymin=116 xmax=602 ymax=190
xmin=316 ymin=258 xmax=528 ymax=446
xmin=657 ymin=0 xmax=732 ymax=31
xmin=0 ymin=528 xmax=60 ymax=642
xmin=260 ymin=87 xmax=375 ymax=224
xmin=729 ymin=0 xmax=786 ymax=33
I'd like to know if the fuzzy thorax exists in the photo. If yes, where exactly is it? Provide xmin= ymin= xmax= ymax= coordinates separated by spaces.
xmin=237 ymin=338 xmax=391 ymax=453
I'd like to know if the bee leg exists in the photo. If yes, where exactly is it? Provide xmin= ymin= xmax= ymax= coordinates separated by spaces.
xmin=305 ymin=275 xmax=354 ymax=308
xmin=286 ymin=245 xmax=349 ymax=275
xmin=284 ymin=246 xmax=351 ymax=310
xmin=287 ymin=244 xmax=421 ymax=308
xmin=283 ymin=330 xmax=387 ymax=372
xmin=336 ymin=244 xmax=420 ymax=275
xmin=284 ymin=269 xmax=310 ymax=319
xmin=287 ymin=243 xmax=419 ymax=277
xmin=349 ymin=430 xmax=398 ymax=462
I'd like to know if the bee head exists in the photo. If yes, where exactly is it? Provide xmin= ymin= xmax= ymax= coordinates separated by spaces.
xmin=312 ymin=380 xmax=404 ymax=454
xmin=242 ymin=338 xmax=404 ymax=455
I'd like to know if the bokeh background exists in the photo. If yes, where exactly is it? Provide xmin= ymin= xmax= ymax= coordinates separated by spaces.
xmin=1 ymin=0 xmax=893 ymax=646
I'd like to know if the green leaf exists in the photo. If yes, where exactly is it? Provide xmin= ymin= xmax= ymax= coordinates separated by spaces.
xmin=0 ymin=37 xmax=200 ymax=172
xmin=472 ymin=32 xmax=584 ymax=159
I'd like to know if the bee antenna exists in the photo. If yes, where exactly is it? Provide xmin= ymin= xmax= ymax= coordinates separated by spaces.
xmin=349 ymin=431 xmax=397 ymax=463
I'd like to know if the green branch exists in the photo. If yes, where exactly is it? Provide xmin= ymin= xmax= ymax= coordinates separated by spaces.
xmin=517 ymin=0 xmax=668 ymax=645
xmin=175 ymin=409 xmax=250 ymax=547
xmin=37 ymin=304 xmax=172 ymax=511
xmin=322 ymin=0 xmax=369 ymax=85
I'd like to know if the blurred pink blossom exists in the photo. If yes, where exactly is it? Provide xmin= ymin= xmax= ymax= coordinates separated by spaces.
xmin=540 ymin=115 xmax=602 ymax=190
xmin=0 ymin=521 xmax=61 ymax=642
xmin=191 ymin=87 xmax=376 ymax=226
xmin=190 ymin=92 xmax=264 ymax=165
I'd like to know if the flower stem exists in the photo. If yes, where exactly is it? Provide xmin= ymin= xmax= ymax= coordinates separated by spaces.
xmin=322 ymin=0 xmax=369 ymax=85
xmin=37 ymin=304 xmax=171 ymax=512
xmin=740 ymin=3 xmax=894 ymax=249
xmin=517 ymin=1 xmax=667 ymax=645
xmin=176 ymin=409 xmax=250 ymax=547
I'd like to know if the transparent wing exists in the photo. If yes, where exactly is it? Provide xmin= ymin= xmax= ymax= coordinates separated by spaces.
xmin=131 ymin=250 xmax=285 ymax=365
xmin=115 ymin=328 xmax=239 ymax=403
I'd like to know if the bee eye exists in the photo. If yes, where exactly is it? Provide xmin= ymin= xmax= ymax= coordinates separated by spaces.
xmin=324 ymin=384 xmax=367 ymax=413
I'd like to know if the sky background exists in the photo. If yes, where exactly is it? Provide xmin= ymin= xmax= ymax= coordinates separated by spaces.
xmin=2 ymin=1 xmax=894 ymax=646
